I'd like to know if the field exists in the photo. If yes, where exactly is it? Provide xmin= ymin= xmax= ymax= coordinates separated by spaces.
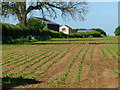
xmin=2 ymin=36 xmax=119 ymax=88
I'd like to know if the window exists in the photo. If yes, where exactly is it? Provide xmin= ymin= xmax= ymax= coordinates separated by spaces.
xmin=62 ymin=28 xmax=66 ymax=31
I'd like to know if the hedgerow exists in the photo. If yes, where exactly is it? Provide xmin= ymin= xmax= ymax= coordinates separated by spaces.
xmin=2 ymin=23 xmax=50 ymax=43
xmin=68 ymin=31 xmax=101 ymax=38
xmin=2 ymin=22 xmax=103 ymax=44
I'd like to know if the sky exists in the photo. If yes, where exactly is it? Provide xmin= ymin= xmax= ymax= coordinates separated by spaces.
xmin=3 ymin=2 xmax=118 ymax=36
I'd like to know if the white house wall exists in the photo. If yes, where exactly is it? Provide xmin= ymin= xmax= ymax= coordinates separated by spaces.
xmin=59 ymin=26 xmax=70 ymax=34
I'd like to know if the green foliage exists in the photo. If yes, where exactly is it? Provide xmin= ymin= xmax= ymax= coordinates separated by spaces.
xmin=26 ymin=18 xmax=46 ymax=30
xmin=2 ymin=23 xmax=23 ymax=43
xmin=71 ymin=28 xmax=107 ymax=36
xmin=2 ymin=23 xmax=50 ymax=44
xmin=43 ymin=28 xmax=67 ymax=38
xmin=114 ymin=26 xmax=120 ymax=36
xmin=89 ymin=64 xmax=93 ymax=73
xmin=72 ymin=28 xmax=87 ymax=33
xmin=90 ymin=28 xmax=107 ymax=36
xmin=68 ymin=31 xmax=101 ymax=38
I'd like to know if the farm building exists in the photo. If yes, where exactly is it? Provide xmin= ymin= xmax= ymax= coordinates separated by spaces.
xmin=32 ymin=17 xmax=60 ymax=32
xmin=31 ymin=17 xmax=72 ymax=34
xmin=77 ymin=30 xmax=94 ymax=33
xmin=59 ymin=25 xmax=72 ymax=34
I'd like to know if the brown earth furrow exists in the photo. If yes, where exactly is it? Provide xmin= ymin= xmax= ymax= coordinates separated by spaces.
xmin=80 ymin=45 xmax=118 ymax=88
xmin=64 ymin=45 xmax=88 ymax=87
xmin=2 ymin=50 xmax=44 ymax=71
xmin=75 ymin=44 xmax=92 ymax=88
xmin=2 ymin=51 xmax=54 ymax=76
xmin=103 ymin=44 xmax=118 ymax=60
xmin=17 ymin=51 xmax=60 ymax=77
xmin=34 ymin=44 xmax=82 ymax=82
xmin=14 ymin=44 xmax=80 ymax=88
xmin=2 ymin=48 xmax=37 ymax=60
xmin=103 ymin=47 xmax=118 ymax=70
xmin=2 ymin=49 xmax=42 ymax=65
xmin=2 ymin=47 xmax=41 ymax=60
xmin=3 ymin=45 xmax=72 ymax=72
xmin=25 ymin=51 xmax=66 ymax=78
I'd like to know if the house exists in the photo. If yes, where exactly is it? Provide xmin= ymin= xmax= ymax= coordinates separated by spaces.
xmin=59 ymin=25 xmax=72 ymax=34
xmin=32 ymin=17 xmax=60 ymax=32
xmin=77 ymin=30 xmax=94 ymax=33
xmin=32 ymin=17 xmax=72 ymax=34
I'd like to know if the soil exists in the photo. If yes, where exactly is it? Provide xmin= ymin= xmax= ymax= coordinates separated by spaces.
xmin=2 ymin=44 xmax=118 ymax=88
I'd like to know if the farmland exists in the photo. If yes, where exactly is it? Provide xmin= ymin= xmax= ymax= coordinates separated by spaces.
xmin=2 ymin=36 xmax=119 ymax=88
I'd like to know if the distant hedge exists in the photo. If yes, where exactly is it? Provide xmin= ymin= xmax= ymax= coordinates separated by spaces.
xmin=2 ymin=23 xmax=50 ymax=43
xmin=2 ymin=23 xmax=67 ymax=44
xmin=72 ymin=28 xmax=106 ymax=36
xmin=68 ymin=31 xmax=101 ymax=38
xmin=43 ymin=28 xmax=67 ymax=38
xmin=2 ymin=23 xmax=103 ymax=44
xmin=90 ymin=28 xmax=107 ymax=36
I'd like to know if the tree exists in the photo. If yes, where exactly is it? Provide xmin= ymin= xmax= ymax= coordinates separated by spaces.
xmin=114 ymin=26 xmax=120 ymax=36
xmin=26 ymin=18 xmax=46 ymax=30
xmin=2 ymin=2 xmax=88 ymax=26
xmin=90 ymin=28 xmax=107 ymax=36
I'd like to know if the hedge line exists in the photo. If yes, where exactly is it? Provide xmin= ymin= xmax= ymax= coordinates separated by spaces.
xmin=2 ymin=23 xmax=50 ymax=43
xmin=68 ymin=31 xmax=101 ymax=38
xmin=72 ymin=28 xmax=106 ymax=36
xmin=2 ymin=23 xmax=102 ymax=44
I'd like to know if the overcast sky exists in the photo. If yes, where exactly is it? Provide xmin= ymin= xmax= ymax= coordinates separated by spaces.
xmin=3 ymin=2 xmax=118 ymax=36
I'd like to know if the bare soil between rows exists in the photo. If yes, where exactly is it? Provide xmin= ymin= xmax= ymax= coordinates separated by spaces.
xmin=2 ymin=44 xmax=119 ymax=88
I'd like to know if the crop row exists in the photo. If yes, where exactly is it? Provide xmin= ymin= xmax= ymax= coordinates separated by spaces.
xmin=3 ymin=45 xmax=73 ymax=66
xmin=103 ymin=46 xmax=117 ymax=60
xmin=89 ymin=46 xmax=94 ymax=74
xmin=6 ymin=51 xmax=55 ymax=77
xmin=105 ymin=45 xmax=119 ymax=56
xmin=2 ymin=45 xmax=62 ymax=60
xmin=3 ymin=50 xmax=52 ymax=75
xmin=4 ymin=45 xmax=77 ymax=77
xmin=2 ymin=48 xmax=42 ymax=62
xmin=2 ymin=48 xmax=48 ymax=66
xmin=59 ymin=45 xmax=85 ymax=85
xmin=30 ymin=44 xmax=79 ymax=79
xmin=19 ymin=51 xmax=63 ymax=78
xmin=99 ymin=46 xmax=118 ymax=76
xmin=76 ymin=46 xmax=90 ymax=84
xmin=2 ymin=52 xmax=17 ymax=59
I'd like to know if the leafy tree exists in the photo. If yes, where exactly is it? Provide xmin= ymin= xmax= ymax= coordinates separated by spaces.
xmin=26 ymin=18 xmax=46 ymax=30
xmin=71 ymin=28 xmax=106 ymax=36
xmin=90 ymin=28 xmax=107 ymax=36
xmin=2 ymin=2 xmax=88 ymax=26
xmin=114 ymin=26 xmax=120 ymax=36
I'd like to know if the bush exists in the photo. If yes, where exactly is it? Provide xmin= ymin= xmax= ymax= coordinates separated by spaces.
xmin=90 ymin=28 xmax=107 ymax=36
xmin=2 ymin=23 xmax=50 ymax=44
xmin=114 ymin=26 xmax=120 ymax=36
xmin=68 ymin=31 xmax=101 ymax=38
xmin=71 ymin=28 xmax=106 ymax=36
xmin=43 ymin=28 xmax=67 ymax=38
xmin=2 ymin=23 xmax=23 ymax=41
xmin=72 ymin=28 xmax=87 ymax=33
xmin=27 ymin=18 xmax=46 ymax=30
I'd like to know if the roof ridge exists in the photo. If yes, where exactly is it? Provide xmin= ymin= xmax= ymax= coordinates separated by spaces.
xmin=32 ymin=17 xmax=60 ymax=25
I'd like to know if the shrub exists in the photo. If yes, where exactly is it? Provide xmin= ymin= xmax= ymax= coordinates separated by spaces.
xmin=114 ymin=26 xmax=120 ymax=36
xmin=71 ymin=28 xmax=106 ymax=36
xmin=27 ymin=18 xmax=46 ymax=30
xmin=2 ymin=23 xmax=23 ymax=41
xmin=2 ymin=23 xmax=50 ymax=44
xmin=90 ymin=28 xmax=107 ymax=36
xmin=43 ymin=28 xmax=67 ymax=38
xmin=68 ymin=31 xmax=101 ymax=38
